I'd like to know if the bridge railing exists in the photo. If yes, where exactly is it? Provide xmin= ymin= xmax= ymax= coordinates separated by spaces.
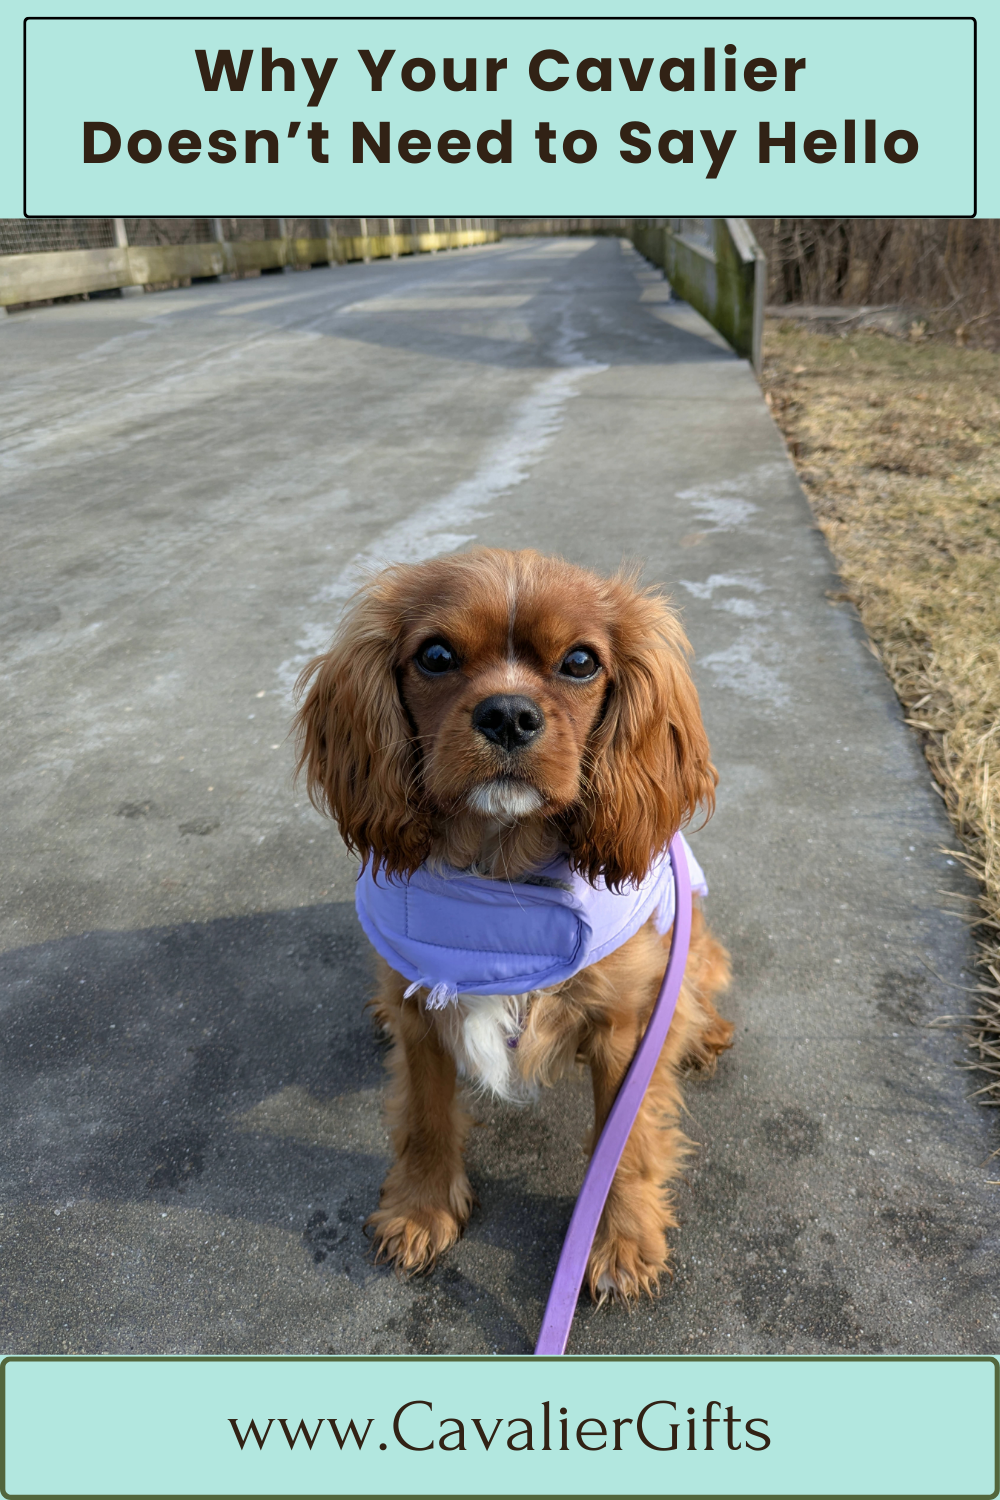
xmin=498 ymin=215 xmax=766 ymax=369
xmin=0 ymin=217 xmax=499 ymax=310
xmin=629 ymin=217 xmax=766 ymax=370
xmin=2 ymin=214 xmax=765 ymax=370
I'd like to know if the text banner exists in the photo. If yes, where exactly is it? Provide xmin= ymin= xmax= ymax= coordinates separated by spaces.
xmin=3 ymin=1355 xmax=997 ymax=1496
xmin=23 ymin=16 xmax=975 ymax=215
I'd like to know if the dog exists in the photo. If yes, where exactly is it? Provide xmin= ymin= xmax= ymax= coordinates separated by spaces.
xmin=295 ymin=548 xmax=732 ymax=1303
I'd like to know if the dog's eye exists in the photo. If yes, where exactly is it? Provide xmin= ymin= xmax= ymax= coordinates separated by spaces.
xmin=416 ymin=640 xmax=459 ymax=675
xmin=558 ymin=647 xmax=599 ymax=680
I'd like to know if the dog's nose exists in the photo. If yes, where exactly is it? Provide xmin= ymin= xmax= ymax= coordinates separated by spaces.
xmin=471 ymin=694 xmax=545 ymax=752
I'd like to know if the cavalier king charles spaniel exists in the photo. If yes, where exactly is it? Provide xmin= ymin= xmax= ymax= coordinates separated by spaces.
xmin=295 ymin=548 xmax=732 ymax=1303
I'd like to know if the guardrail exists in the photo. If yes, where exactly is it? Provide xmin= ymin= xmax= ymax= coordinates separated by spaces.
xmin=630 ymin=218 xmax=766 ymax=371
xmin=3 ymin=216 xmax=765 ymax=370
xmin=0 ymin=221 xmax=499 ymax=309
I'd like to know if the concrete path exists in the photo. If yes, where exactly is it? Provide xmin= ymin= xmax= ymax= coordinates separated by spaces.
xmin=2 ymin=236 xmax=996 ymax=1357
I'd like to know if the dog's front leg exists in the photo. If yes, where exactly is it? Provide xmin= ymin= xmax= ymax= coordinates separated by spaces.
xmin=367 ymin=965 xmax=475 ymax=1275
xmin=577 ymin=920 xmax=732 ymax=1303
xmin=583 ymin=1011 xmax=688 ymax=1303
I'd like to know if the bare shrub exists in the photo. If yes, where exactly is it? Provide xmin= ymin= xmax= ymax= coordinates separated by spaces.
xmin=751 ymin=219 xmax=1000 ymax=345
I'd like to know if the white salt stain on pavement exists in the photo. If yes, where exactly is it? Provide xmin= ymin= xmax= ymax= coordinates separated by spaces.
xmin=699 ymin=628 xmax=792 ymax=709
xmin=675 ymin=510 xmax=793 ymax=709
xmin=677 ymin=462 xmax=786 ymax=533
xmin=678 ymin=573 xmax=771 ymax=622
xmin=677 ymin=573 xmax=767 ymax=600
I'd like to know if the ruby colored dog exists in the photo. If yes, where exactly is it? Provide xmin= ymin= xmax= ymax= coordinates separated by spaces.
xmin=295 ymin=548 xmax=732 ymax=1302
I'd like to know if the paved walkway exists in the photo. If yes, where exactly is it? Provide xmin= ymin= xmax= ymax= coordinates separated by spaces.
xmin=2 ymin=236 xmax=995 ymax=1356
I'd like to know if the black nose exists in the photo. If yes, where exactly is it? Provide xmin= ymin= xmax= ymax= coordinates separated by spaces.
xmin=471 ymin=694 xmax=545 ymax=752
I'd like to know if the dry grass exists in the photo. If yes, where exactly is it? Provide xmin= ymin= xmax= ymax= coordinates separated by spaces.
xmin=760 ymin=317 xmax=1000 ymax=1104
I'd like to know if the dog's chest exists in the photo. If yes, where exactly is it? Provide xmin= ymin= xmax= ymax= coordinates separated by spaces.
xmin=444 ymin=992 xmax=537 ymax=1104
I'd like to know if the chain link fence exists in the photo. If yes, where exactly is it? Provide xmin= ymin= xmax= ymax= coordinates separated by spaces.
xmin=1 ymin=217 xmax=497 ymax=256
xmin=0 ymin=218 xmax=117 ymax=254
xmin=0 ymin=215 xmax=622 ymax=259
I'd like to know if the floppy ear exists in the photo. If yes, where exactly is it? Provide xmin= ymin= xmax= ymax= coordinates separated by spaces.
xmin=562 ymin=582 xmax=717 ymax=890
xmin=293 ymin=584 xmax=432 ymax=877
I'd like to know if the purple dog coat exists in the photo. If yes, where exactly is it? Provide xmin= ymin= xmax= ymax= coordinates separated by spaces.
xmin=355 ymin=833 xmax=708 ymax=1008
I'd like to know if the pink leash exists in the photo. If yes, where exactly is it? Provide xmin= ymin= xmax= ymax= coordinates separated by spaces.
xmin=534 ymin=832 xmax=693 ymax=1355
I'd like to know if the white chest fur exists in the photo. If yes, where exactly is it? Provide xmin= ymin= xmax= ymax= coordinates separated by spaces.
xmin=436 ymin=992 xmax=538 ymax=1104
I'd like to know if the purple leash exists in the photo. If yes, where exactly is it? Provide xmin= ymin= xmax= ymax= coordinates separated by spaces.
xmin=534 ymin=832 xmax=693 ymax=1356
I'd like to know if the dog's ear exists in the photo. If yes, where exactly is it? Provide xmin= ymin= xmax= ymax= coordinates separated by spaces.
xmin=294 ymin=585 xmax=431 ymax=876
xmin=563 ymin=583 xmax=717 ymax=889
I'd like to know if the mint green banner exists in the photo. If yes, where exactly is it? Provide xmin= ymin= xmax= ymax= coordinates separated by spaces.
xmin=3 ymin=1356 xmax=997 ymax=1496
xmin=23 ymin=15 xmax=974 ymax=215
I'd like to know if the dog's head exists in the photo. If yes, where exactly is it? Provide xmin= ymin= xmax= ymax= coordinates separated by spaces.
xmin=295 ymin=549 xmax=715 ymax=887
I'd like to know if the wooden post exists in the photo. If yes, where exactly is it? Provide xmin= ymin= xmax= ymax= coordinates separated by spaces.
xmin=112 ymin=218 xmax=144 ymax=295
xmin=208 ymin=217 xmax=234 ymax=280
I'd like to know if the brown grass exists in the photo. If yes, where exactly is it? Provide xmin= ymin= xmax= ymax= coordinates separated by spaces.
xmin=760 ymin=317 xmax=1000 ymax=1105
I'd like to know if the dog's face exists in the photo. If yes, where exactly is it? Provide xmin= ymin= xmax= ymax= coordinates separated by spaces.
xmin=398 ymin=564 xmax=611 ymax=824
xmin=296 ymin=549 xmax=715 ymax=887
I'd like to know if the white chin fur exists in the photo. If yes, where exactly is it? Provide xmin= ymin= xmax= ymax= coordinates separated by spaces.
xmin=467 ymin=779 xmax=544 ymax=821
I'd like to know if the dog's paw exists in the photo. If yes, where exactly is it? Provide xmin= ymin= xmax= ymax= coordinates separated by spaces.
xmin=703 ymin=1014 xmax=735 ymax=1055
xmin=681 ymin=1014 xmax=735 ymax=1076
xmin=586 ymin=1232 xmax=669 ymax=1305
xmin=366 ymin=1203 xmax=465 ymax=1276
